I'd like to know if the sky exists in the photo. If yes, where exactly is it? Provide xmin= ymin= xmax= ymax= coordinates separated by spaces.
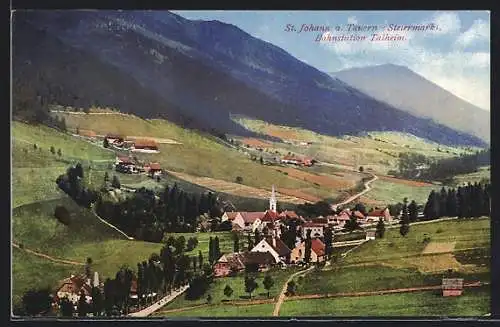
xmin=172 ymin=11 xmax=490 ymax=111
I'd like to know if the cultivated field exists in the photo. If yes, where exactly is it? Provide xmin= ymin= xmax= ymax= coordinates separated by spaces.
xmin=450 ymin=166 xmax=490 ymax=186
xmin=362 ymin=178 xmax=442 ymax=205
xmin=166 ymin=171 xmax=313 ymax=204
xmin=153 ymin=302 xmax=275 ymax=318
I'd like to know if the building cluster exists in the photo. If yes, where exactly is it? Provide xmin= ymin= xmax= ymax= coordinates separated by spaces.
xmin=114 ymin=156 xmax=162 ymax=177
xmin=105 ymin=134 xmax=160 ymax=153
xmin=280 ymin=155 xmax=314 ymax=166
xmin=214 ymin=186 xmax=393 ymax=277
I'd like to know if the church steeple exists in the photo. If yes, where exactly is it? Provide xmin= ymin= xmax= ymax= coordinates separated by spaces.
xmin=270 ymin=185 xmax=277 ymax=212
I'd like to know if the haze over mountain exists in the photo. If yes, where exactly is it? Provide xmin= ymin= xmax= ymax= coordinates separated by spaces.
xmin=332 ymin=64 xmax=490 ymax=143
xmin=12 ymin=10 xmax=486 ymax=147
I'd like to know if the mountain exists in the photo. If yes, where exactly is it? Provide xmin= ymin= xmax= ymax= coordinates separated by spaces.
xmin=12 ymin=10 xmax=486 ymax=147
xmin=332 ymin=64 xmax=490 ymax=143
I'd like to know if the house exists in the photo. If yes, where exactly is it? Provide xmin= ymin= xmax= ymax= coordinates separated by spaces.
xmin=251 ymin=237 xmax=291 ymax=264
xmin=214 ymin=252 xmax=276 ymax=277
xmin=302 ymin=222 xmax=325 ymax=239
xmin=105 ymin=134 xmax=124 ymax=144
xmin=55 ymin=275 xmax=93 ymax=305
xmin=240 ymin=212 xmax=265 ymax=232
xmin=290 ymin=239 xmax=326 ymax=264
xmin=442 ymin=278 xmax=464 ymax=296
xmin=132 ymin=139 xmax=159 ymax=153
xmin=365 ymin=230 xmax=376 ymax=241
xmin=279 ymin=210 xmax=301 ymax=221
xmin=281 ymin=155 xmax=301 ymax=165
xmin=221 ymin=212 xmax=246 ymax=231
xmin=213 ymin=253 xmax=246 ymax=277
xmin=352 ymin=210 xmax=366 ymax=220
xmin=146 ymin=162 xmax=162 ymax=177
xmin=221 ymin=211 xmax=241 ymax=223
xmin=115 ymin=156 xmax=138 ymax=174
xmin=366 ymin=208 xmax=392 ymax=222
xmin=312 ymin=217 xmax=328 ymax=225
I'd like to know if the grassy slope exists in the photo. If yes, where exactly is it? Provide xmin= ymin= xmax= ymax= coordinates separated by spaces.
xmin=233 ymin=117 xmax=479 ymax=175
xmin=280 ymin=287 xmax=490 ymax=317
xmin=362 ymin=179 xmax=442 ymax=205
xmin=450 ymin=166 xmax=491 ymax=186
xmin=53 ymin=113 xmax=314 ymax=190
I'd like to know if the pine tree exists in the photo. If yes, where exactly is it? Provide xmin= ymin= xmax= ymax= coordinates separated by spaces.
xmin=208 ymin=237 xmax=214 ymax=265
xmin=233 ymin=233 xmax=240 ymax=253
xmin=77 ymin=290 xmax=88 ymax=317
xmin=446 ymin=188 xmax=458 ymax=217
xmin=57 ymin=148 xmax=62 ymax=157
xmin=254 ymin=229 xmax=261 ymax=246
xmin=457 ymin=186 xmax=465 ymax=218
xmin=198 ymin=251 xmax=203 ymax=270
xmin=214 ymin=236 xmax=221 ymax=261
xmin=247 ymin=234 xmax=253 ymax=251
xmin=304 ymin=229 xmax=312 ymax=264
xmin=111 ymin=175 xmax=121 ymax=189
xmin=375 ymin=218 xmax=385 ymax=238
xmin=50 ymin=146 xmax=56 ymax=154
xmin=408 ymin=200 xmax=418 ymax=222
xmin=400 ymin=198 xmax=410 ymax=237
xmin=323 ymin=227 xmax=333 ymax=258
xmin=263 ymin=275 xmax=275 ymax=298
xmin=439 ymin=187 xmax=448 ymax=217
xmin=223 ymin=285 xmax=234 ymax=299
xmin=192 ymin=256 xmax=197 ymax=272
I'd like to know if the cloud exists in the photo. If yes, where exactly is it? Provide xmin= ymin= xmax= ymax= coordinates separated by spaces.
xmin=455 ymin=19 xmax=489 ymax=48
xmin=319 ymin=12 xmax=490 ymax=110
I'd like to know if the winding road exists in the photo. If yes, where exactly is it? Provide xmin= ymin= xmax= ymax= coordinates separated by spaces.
xmin=331 ymin=173 xmax=378 ymax=211
xmin=272 ymin=266 xmax=315 ymax=317
xmin=12 ymin=242 xmax=85 ymax=266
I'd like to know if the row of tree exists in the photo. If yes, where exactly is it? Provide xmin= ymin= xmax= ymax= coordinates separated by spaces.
xmin=423 ymin=183 xmax=491 ymax=220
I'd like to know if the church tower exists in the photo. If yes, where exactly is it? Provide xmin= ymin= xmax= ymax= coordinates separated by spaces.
xmin=270 ymin=185 xmax=277 ymax=213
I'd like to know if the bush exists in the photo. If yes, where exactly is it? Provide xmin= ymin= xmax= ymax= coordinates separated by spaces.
xmin=235 ymin=176 xmax=243 ymax=184
xmin=423 ymin=235 xmax=432 ymax=244
xmin=436 ymin=228 xmax=443 ymax=234
xmin=388 ymin=242 xmax=395 ymax=248
xmin=54 ymin=205 xmax=71 ymax=225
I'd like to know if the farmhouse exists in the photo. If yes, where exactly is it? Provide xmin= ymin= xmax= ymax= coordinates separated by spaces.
xmin=240 ymin=212 xmax=265 ymax=232
xmin=302 ymin=222 xmax=325 ymax=239
xmin=290 ymin=239 xmax=326 ymax=264
xmin=366 ymin=208 xmax=392 ymax=222
xmin=214 ymin=252 xmax=275 ymax=277
xmin=105 ymin=134 xmax=124 ymax=144
xmin=55 ymin=275 xmax=93 ymax=305
xmin=281 ymin=155 xmax=301 ymax=165
xmin=115 ymin=156 xmax=139 ymax=174
xmin=251 ymin=237 xmax=291 ymax=264
xmin=279 ymin=210 xmax=302 ymax=221
xmin=132 ymin=139 xmax=160 ymax=153
xmin=442 ymin=278 xmax=464 ymax=297
xmin=145 ymin=162 xmax=162 ymax=177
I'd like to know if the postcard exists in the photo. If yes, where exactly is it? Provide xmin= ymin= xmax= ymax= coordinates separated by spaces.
xmin=11 ymin=9 xmax=491 ymax=319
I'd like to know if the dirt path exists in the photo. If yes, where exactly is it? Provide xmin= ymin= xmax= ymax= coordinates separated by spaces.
xmin=286 ymin=281 xmax=487 ymax=301
xmin=12 ymin=242 xmax=85 ymax=266
xmin=128 ymin=285 xmax=189 ymax=317
xmin=331 ymin=173 xmax=378 ymax=210
xmin=273 ymin=266 xmax=315 ymax=316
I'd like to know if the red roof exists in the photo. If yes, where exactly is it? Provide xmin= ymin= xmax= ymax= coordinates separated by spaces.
xmin=353 ymin=210 xmax=365 ymax=219
xmin=134 ymin=139 xmax=158 ymax=148
xmin=283 ymin=155 xmax=302 ymax=161
xmin=367 ymin=209 xmax=388 ymax=217
xmin=261 ymin=210 xmax=279 ymax=222
xmin=279 ymin=210 xmax=300 ymax=219
xmin=311 ymin=239 xmax=325 ymax=257
xmin=106 ymin=134 xmax=123 ymax=139
xmin=149 ymin=163 xmax=161 ymax=170
xmin=240 ymin=212 xmax=266 ymax=223
xmin=225 ymin=212 xmax=240 ymax=221
xmin=312 ymin=217 xmax=328 ymax=224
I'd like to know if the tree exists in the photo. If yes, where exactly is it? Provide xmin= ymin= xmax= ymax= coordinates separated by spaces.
xmin=50 ymin=146 xmax=56 ymax=154
xmin=399 ymin=199 xmax=410 ymax=237
xmin=54 ymin=205 xmax=71 ymax=225
xmin=192 ymin=256 xmax=197 ymax=272
xmin=57 ymin=148 xmax=62 ymax=157
xmin=235 ymin=176 xmax=243 ymax=184
xmin=59 ymin=297 xmax=74 ymax=317
xmin=33 ymin=143 xmax=38 ymax=150
xmin=233 ymin=233 xmax=240 ymax=253
xmin=353 ymin=203 xmax=367 ymax=215
xmin=247 ymin=234 xmax=253 ymax=251
xmin=198 ymin=251 xmax=203 ymax=270
xmin=286 ymin=280 xmax=297 ymax=296
xmin=75 ymin=163 xmax=84 ymax=179
xmin=244 ymin=276 xmax=258 ymax=299
xmin=254 ymin=229 xmax=262 ymax=246
xmin=408 ymin=200 xmax=418 ymax=222
xmin=304 ymin=229 xmax=312 ymax=264
xmin=208 ymin=237 xmax=214 ymax=264
xmin=22 ymin=288 xmax=52 ymax=316
xmin=77 ymin=290 xmax=88 ymax=317
xmin=91 ymin=286 xmax=103 ymax=316
xmin=263 ymin=275 xmax=275 ymax=298
xmin=323 ymin=227 xmax=333 ymax=258
xmin=111 ymin=175 xmax=121 ymax=189
xmin=375 ymin=218 xmax=385 ymax=238
xmin=214 ymin=236 xmax=221 ymax=261
xmin=259 ymin=156 xmax=264 ymax=164
xmin=206 ymin=294 xmax=212 ymax=304
xmin=104 ymin=172 xmax=109 ymax=184
xmin=103 ymin=138 xmax=109 ymax=148
xmin=359 ymin=166 xmax=364 ymax=172
xmin=344 ymin=214 xmax=360 ymax=232
xmin=223 ymin=284 xmax=234 ymax=300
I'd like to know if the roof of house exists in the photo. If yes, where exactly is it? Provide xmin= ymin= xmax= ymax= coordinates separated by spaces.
xmin=352 ymin=210 xmax=365 ymax=219
xmin=149 ymin=163 xmax=161 ymax=170
xmin=217 ymin=253 xmax=247 ymax=270
xmin=312 ymin=217 xmax=328 ymax=224
xmin=264 ymin=237 xmax=291 ymax=257
xmin=311 ymin=239 xmax=325 ymax=257
xmin=241 ymin=251 xmax=276 ymax=265
xmin=106 ymin=134 xmax=123 ymax=139
xmin=282 ymin=155 xmax=302 ymax=161
xmin=118 ymin=156 xmax=135 ymax=165
xmin=367 ymin=208 xmax=388 ymax=217
xmin=279 ymin=210 xmax=300 ymax=219
xmin=261 ymin=210 xmax=280 ymax=222
xmin=240 ymin=212 xmax=265 ymax=224
xmin=335 ymin=212 xmax=351 ymax=220
xmin=303 ymin=222 xmax=325 ymax=228
xmin=442 ymin=278 xmax=464 ymax=289
xmin=134 ymin=139 xmax=158 ymax=148
xmin=225 ymin=212 xmax=240 ymax=221
xmin=56 ymin=275 xmax=92 ymax=296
